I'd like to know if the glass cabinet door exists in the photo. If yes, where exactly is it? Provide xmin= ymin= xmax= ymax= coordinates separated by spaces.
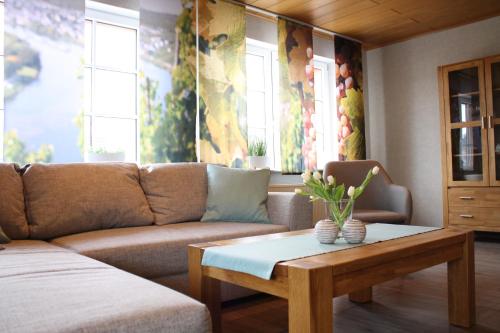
xmin=486 ymin=55 xmax=500 ymax=185
xmin=444 ymin=61 xmax=489 ymax=185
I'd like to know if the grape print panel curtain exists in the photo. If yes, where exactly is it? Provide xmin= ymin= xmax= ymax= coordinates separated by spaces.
xmin=278 ymin=18 xmax=316 ymax=174
xmin=139 ymin=0 xmax=197 ymax=163
xmin=335 ymin=36 xmax=366 ymax=160
xmin=198 ymin=0 xmax=248 ymax=167
xmin=4 ymin=0 xmax=85 ymax=164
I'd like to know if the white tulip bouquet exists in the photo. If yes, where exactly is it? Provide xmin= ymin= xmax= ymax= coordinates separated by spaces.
xmin=295 ymin=166 xmax=380 ymax=228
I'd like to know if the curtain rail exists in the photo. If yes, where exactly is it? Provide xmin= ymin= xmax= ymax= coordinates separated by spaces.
xmin=224 ymin=0 xmax=363 ymax=44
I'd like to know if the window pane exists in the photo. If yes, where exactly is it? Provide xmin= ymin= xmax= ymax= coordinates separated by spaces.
xmin=248 ymin=128 xmax=266 ymax=143
xmin=314 ymin=68 xmax=323 ymax=99
xmin=95 ymin=22 xmax=136 ymax=70
xmin=316 ymin=129 xmax=324 ymax=152
xmin=313 ymin=101 xmax=323 ymax=132
xmin=247 ymin=54 xmax=265 ymax=91
xmin=85 ymin=20 xmax=92 ymax=65
xmin=94 ymin=70 xmax=136 ymax=116
xmin=92 ymin=117 xmax=136 ymax=161
xmin=247 ymin=90 xmax=266 ymax=128
xmin=84 ymin=68 xmax=91 ymax=114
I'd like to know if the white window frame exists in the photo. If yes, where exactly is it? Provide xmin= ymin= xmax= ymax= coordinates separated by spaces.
xmin=246 ymin=38 xmax=277 ymax=168
xmin=313 ymin=55 xmax=337 ymax=167
xmin=246 ymin=38 xmax=337 ymax=171
xmin=84 ymin=1 xmax=140 ymax=162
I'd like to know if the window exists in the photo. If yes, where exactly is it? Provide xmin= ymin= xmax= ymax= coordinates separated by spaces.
xmin=84 ymin=1 xmax=139 ymax=161
xmin=0 ymin=0 xmax=4 ymax=161
xmin=313 ymin=56 xmax=337 ymax=168
xmin=246 ymin=41 xmax=276 ymax=167
xmin=246 ymin=38 xmax=337 ymax=170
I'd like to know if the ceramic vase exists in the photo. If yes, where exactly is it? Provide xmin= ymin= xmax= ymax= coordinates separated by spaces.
xmin=342 ymin=219 xmax=366 ymax=244
xmin=248 ymin=156 xmax=267 ymax=169
xmin=314 ymin=219 xmax=339 ymax=244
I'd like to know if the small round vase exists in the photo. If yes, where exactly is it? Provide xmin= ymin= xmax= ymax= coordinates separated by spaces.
xmin=314 ymin=219 xmax=339 ymax=244
xmin=342 ymin=219 xmax=366 ymax=244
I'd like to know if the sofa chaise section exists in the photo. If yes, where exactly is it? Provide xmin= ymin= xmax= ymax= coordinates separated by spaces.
xmin=0 ymin=240 xmax=211 ymax=333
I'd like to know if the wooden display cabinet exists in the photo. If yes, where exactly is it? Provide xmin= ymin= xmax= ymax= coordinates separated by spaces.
xmin=439 ymin=54 xmax=500 ymax=232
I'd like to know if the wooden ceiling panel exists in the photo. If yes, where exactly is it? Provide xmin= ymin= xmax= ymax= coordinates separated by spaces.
xmin=238 ymin=0 xmax=500 ymax=48
xmin=303 ymin=0 xmax=379 ymax=26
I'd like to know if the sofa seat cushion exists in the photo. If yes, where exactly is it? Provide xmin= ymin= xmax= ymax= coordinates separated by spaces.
xmin=0 ymin=163 xmax=29 ymax=239
xmin=353 ymin=209 xmax=406 ymax=224
xmin=23 ymin=163 xmax=155 ymax=239
xmin=51 ymin=222 xmax=289 ymax=278
xmin=0 ymin=240 xmax=210 ymax=333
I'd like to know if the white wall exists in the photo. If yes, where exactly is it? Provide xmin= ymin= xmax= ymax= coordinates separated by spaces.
xmin=365 ymin=16 xmax=500 ymax=227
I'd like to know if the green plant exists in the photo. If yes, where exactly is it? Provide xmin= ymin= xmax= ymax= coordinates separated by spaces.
xmin=248 ymin=140 xmax=267 ymax=157
xmin=295 ymin=166 xmax=379 ymax=227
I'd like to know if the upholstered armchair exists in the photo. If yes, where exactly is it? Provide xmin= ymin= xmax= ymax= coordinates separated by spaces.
xmin=323 ymin=160 xmax=412 ymax=224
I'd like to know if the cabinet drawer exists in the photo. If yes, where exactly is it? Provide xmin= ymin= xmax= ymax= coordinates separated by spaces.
xmin=449 ymin=206 xmax=500 ymax=227
xmin=448 ymin=188 xmax=500 ymax=208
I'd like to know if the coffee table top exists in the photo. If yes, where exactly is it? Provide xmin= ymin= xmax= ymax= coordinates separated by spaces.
xmin=195 ymin=227 xmax=469 ymax=280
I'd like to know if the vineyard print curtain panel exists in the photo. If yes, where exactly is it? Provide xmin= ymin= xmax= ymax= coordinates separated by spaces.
xmin=335 ymin=36 xmax=365 ymax=160
xmin=278 ymin=18 xmax=316 ymax=174
xmin=198 ymin=0 xmax=248 ymax=167
xmin=139 ymin=0 xmax=197 ymax=164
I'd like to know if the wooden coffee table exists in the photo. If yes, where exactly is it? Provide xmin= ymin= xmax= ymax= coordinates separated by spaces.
xmin=188 ymin=228 xmax=475 ymax=333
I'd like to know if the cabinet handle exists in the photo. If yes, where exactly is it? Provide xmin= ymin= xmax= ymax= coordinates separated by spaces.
xmin=459 ymin=196 xmax=474 ymax=200
xmin=488 ymin=115 xmax=494 ymax=129
xmin=459 ymin=214 xmax=474 ymax=218
xmin=481 ymin=116 xmax=487 ymax=129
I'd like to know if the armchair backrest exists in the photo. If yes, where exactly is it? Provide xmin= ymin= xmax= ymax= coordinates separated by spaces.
xmin=323 ymin=160 xmax=392 ymax=210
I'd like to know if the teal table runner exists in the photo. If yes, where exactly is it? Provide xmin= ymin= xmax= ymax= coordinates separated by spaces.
xmin=202 ymin=224 xmax=440 ymax=280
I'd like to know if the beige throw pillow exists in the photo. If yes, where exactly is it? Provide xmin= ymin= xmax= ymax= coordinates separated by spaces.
xmin=0 ymin=163 xmax=29 ymax=239
xmin=24 ymin=163 xmax=155 ymax=239
xmin=140 ymin=163 xmax=208 ymax=225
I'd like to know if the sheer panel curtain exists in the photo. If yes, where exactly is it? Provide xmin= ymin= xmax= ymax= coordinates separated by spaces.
xmin=277 ymin=18 xmax=316 ymax=174
xmin=334 ymin=36 xmax=366 ymax=161
xmin=197 ymin=0 xmax=248 ymax=168
xmin=4 ymin=0 xmax=85 ymax=164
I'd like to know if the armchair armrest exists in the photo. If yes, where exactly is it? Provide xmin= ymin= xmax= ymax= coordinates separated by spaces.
xmin=267 ymin=192 xmax=313 ymax=231
xmin=385 ymin=184 xmax=412 ymax=224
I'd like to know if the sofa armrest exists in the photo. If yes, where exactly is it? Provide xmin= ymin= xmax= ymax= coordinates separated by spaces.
xmin=385 ymin=184 xmax=413 ymax=224
xmin=267 ymin=192 xmax=313 ymax=231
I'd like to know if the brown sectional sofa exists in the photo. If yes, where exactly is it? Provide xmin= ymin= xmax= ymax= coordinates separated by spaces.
xmin=0 ymin=162 xmax=312 ymax=333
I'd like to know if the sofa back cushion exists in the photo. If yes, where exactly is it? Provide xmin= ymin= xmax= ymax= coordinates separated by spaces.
xmin=139 ymin=163 xmax=207 ymax=225
xmin=23 ymin=163 xmax=155 ymax=239
xmin=0 ymin=163 xmax=29 ymax=239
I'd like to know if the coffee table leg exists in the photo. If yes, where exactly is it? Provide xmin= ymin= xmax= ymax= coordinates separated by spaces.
xmin=448 ymin=231 xmax=475 ymax=328
xmin=349 ymin=287 xmax=373 ymax=303
xmin=288 ymin=263 xmax=333 ymax=333
xmin=188 ymin=246 xmax=222 ymax=333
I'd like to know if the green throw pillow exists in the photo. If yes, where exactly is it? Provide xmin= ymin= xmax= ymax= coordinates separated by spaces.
xmin=0 ymin=226 xmax=10 ymax=244
xmin=201 ymin=165 xmax=271 ymax=223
